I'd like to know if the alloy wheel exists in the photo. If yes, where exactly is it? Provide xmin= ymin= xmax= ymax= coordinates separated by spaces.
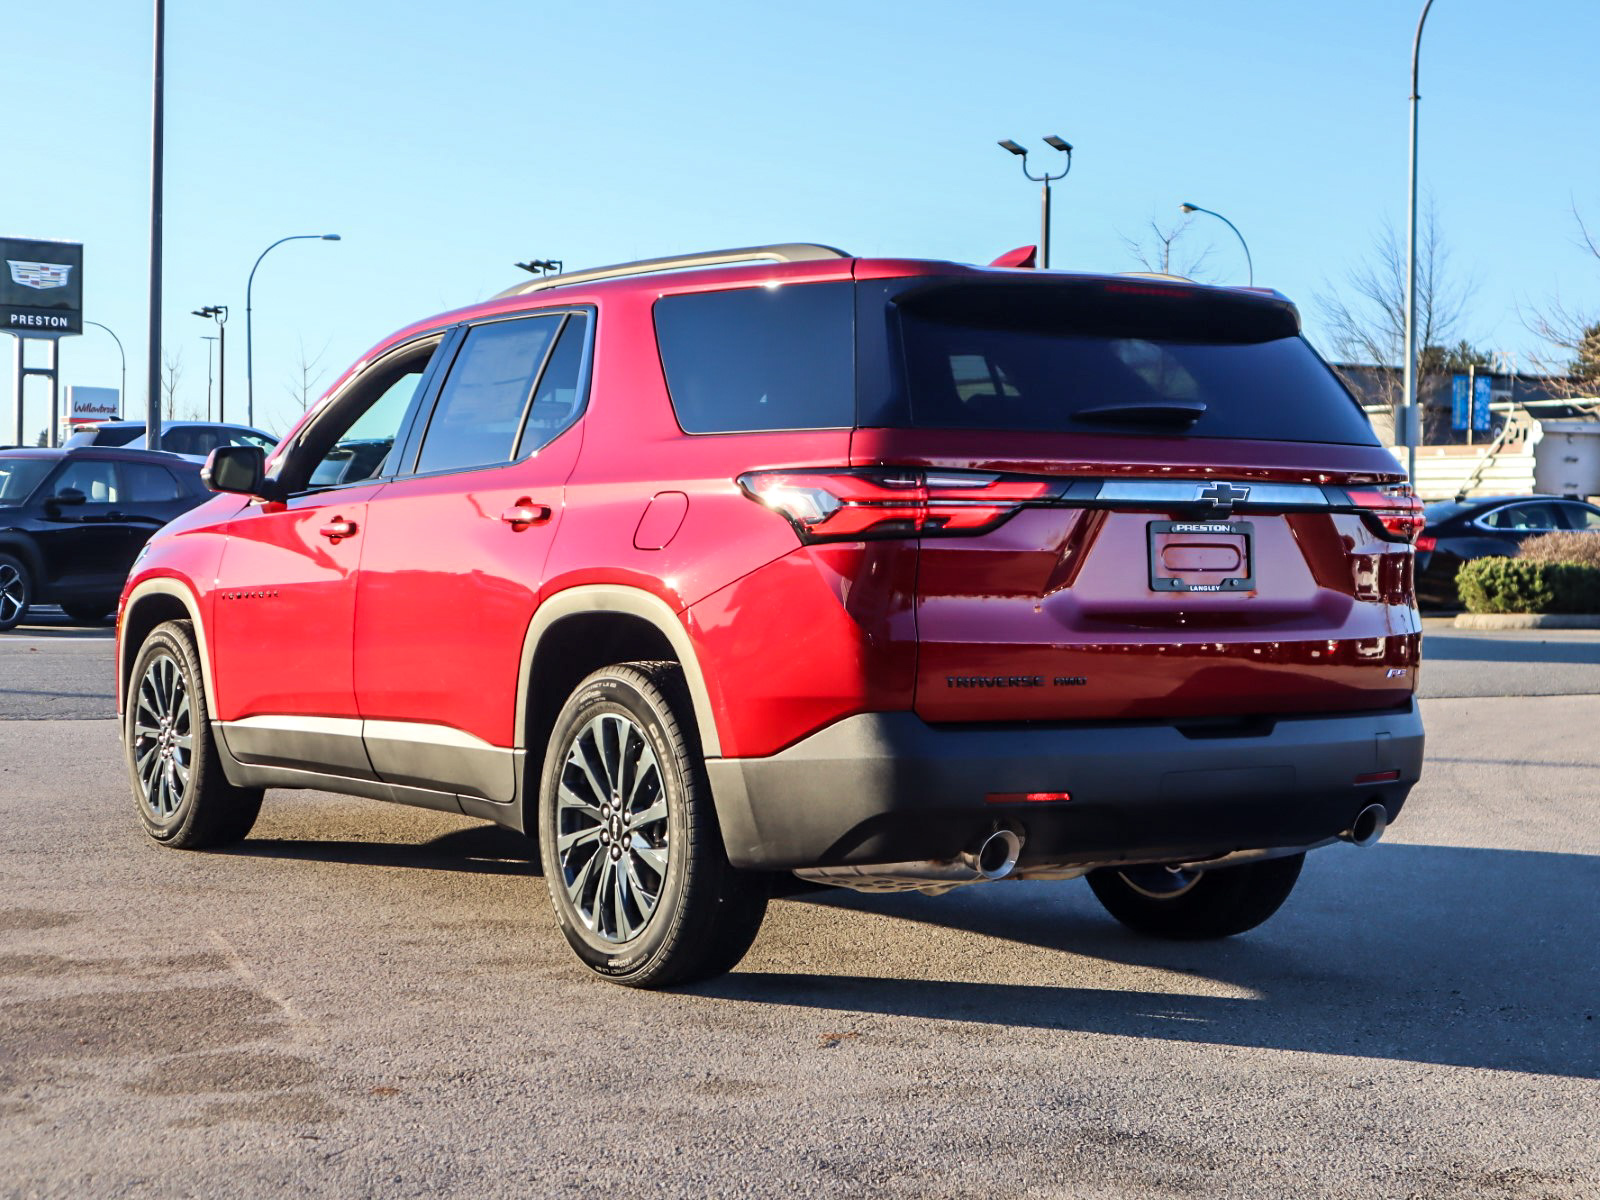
xmin=132 ymin=652 xmax=193 ymax=822
xmin=0 ymin=563 xmax=24 ymax=625
xmin=555 ymin=712 xmax=670 ymax=943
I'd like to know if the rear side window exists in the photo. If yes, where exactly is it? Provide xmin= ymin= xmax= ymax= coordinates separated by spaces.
xmin=415 ymin=316 xmax=562 ymax=475
xmin=121 ymin=461 xmax=182 ymax=501
xmin=655 ymin=282 xmax=854 ymax=433
xmin=516 ymin=313 xmax=590 ymax=456
xmin=882 ymin=281 xmax=1378 ymax=446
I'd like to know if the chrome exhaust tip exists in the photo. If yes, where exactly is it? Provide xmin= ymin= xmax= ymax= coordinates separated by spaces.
xmin=1341 ymin=803 xmax=1388 ymax=848
xmin=966 ymin=828 xmax=1022 ymax=880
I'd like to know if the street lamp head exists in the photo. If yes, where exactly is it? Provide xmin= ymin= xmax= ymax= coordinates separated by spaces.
xmin=321 ymin=234 xmax=341 ymax=241
xmin=1043 ymin=135 xmax=1073 ymax=153
xmin=1179 ymin=203 xmax=1199 ymax=214
xmin=997 ymin=139 xmax=1027 ymax=156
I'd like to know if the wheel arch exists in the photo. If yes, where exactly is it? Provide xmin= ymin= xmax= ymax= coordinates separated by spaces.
xmin=518 ymin=586 xmax=721 ymax=768
xmin=0 ymin=535 xmax=45 ymax=582
xmin=120 ymin=579 xmax=216 ymax=715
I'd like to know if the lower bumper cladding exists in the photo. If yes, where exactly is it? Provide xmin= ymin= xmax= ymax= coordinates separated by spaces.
xmin=705 ymin=702 xmax=1424 ymax=873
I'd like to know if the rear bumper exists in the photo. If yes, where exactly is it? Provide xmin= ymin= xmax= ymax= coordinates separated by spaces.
xmin=706 ymin=701 xmax=1424 ymax=870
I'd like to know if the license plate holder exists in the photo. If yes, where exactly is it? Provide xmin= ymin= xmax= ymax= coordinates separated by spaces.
xmin=1148 ymin=520 xmax=1255 ymax=592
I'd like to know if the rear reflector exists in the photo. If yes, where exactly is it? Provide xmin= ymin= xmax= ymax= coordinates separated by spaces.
xmin=738 ymin=468 xmax=1052 ymax=544
xmin=1354 ymin=770 xmax=1401 ymax=785
xmin=1415 ymin=535 xmax=1437 ymax=552
xmin=986 ymin=791 xmax=1072 ymax=804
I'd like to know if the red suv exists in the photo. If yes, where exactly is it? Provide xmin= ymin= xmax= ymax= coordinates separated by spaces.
xmin=116 ymin=243 xmax=1425 ymax=987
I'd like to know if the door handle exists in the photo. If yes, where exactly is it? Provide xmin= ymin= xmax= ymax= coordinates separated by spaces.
xmin=319 ymin=518 xmax=358 ymax=542
xmin=500 ymin=499 xmax=552 ymax=529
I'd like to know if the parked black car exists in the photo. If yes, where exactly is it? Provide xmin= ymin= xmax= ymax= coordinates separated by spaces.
xmin=1417 ymin=494 xmax=1600 ymax=610
xmin=0 ymin=446 xmax=208 ymax=630
xmin=64 ymin=420 xmax=278 ymax=461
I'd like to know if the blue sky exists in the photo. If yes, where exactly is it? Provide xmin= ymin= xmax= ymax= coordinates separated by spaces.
xmin=5 ymin=0 xmax=1597 ymax=438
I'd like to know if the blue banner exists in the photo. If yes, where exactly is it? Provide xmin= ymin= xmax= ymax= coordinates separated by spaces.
xmin=1452 ymin=375 xmax=1470 ymax=431
xmin=1472 ymin=375 xmax=1492 ymax=432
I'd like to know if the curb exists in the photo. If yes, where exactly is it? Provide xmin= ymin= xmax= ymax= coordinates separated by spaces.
xmin=1452 ymin=613 xmax=1600 ymax=630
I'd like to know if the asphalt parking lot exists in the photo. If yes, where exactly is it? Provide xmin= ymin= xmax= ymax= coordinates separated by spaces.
xmin=2 ymin=614 xmax=1597 ymax=1198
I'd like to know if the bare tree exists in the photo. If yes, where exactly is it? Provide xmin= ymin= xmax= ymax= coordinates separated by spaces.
xmin=1524 ymin=205 xmax=1600 ymax=398
xmin=285 ymin=338 xmax=332 ymax=414
xmin=1121 ymin=215 xmax=1213 ymax=280
xmin=161 ymin=348 xmax=185 ymax=420
xmin=1314 ymin=200 xmax=1474 ymax=408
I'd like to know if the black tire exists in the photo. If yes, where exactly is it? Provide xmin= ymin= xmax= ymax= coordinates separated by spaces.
xmin=1086 ymin=853 xmax=1305 ymax=941
xmin=537 ymin=662 xmax=767 ymax=988
xmin=60 ymin=601 xmax=114 ymax=625
xmin=125 ymin=619 xmax=264 ymax=849
xmin=0 ymin=553 xmax=32 ymax=632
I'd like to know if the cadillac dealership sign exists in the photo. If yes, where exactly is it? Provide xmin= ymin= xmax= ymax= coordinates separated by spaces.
xmin=1 ymin=237 xmax=83 ymax=335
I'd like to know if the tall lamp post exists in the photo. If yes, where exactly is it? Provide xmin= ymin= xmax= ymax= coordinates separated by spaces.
xmin=1402 ymin=0 xmax=1438 ymax=485
xmin=200 ymin=334 xmax=218 ymax=421
xmin=84 ymin=320 xmax=127 ymax=414
xmin=1178 ymin=203 xmax=1254 ymax=286
xmin=996 ymin=136 xmax=1073 ymax=268
xmin=247 ymin=233 xmax=340 ymax=428
xmin=192 ymin=305 xmax=227 ymax=422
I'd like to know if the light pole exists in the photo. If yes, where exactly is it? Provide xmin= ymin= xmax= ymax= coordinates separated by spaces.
xmin=1402 ymin=0 xmax=1437 ymax=484
xmin=247 ymin=233 xmax=340 ymax=428
xmin=997 ymin=136 xmax=1073 ymax=268
xmin=146 ymin=0 xmax=165 ymax=447
xmin=200 ymin=334 xmax=218 ymax=421
xmin=192 ymin=305 xmax=227 ymax=422
xmin=84 ymin=320 xmax=127 ymax=414
xmin=1179 ymin=203 xmax=1253 ymax=286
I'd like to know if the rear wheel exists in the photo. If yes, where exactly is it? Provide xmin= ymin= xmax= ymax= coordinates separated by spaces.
xmin=1086 ymin=853 xmax=1305 ymax=940
xmin=537 ymin=662 xmax=767 ymax=988
xmin=0 ymin=554 xmax=31 ymax=631
xmin=126 ymin=619 xmax=264 ymax=848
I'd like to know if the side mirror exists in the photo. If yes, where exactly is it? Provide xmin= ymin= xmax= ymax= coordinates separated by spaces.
xmin=49 ymin=487 xmax=88 ymax=507
xmin=202 ymin=445 xmax=280 ymax=499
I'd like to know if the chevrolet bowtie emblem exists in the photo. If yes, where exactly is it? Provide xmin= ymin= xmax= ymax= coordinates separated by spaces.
xmin=1196 ymin=482 xmax=1251 ymax=506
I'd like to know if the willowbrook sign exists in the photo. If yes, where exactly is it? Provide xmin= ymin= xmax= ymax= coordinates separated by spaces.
xmin=1 ymin=237 xmax=83 ymax=335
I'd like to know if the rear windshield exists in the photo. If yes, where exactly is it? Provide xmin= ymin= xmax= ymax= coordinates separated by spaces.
xmin=878 ymin=280 xmax=1378 ymax=446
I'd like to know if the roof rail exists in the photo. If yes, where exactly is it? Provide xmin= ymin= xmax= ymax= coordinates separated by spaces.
xmin=492 ymin=243 xmax=851 ymax=299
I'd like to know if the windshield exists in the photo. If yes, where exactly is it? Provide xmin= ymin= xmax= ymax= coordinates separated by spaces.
xmin=0 ymin=458 xmax=55 ymax=505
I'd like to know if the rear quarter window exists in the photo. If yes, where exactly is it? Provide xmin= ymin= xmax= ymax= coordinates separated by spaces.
xmin=654 ymin=282 xmax=854 ymax=433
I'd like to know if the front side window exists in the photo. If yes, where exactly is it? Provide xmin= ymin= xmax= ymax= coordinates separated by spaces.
xmin=50 ymin=459 xmax=120 ymax=503
xmin=1481 ymin=502 xmax=1562 ymax=531
xmin=1558 ymin=503 xmax=1600 ymax=532
xmin=290 ymin=337 xmax=444 ymax=493
xmin=414 ymin=316 xmax=563 ymax=475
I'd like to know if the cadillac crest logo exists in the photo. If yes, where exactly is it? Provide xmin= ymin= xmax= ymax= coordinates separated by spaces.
xmin=6 ymin=260 xmax=73 ymax=290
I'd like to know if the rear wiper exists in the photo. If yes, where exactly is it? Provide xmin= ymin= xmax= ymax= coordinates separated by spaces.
xmin=1075 ymin=399 xmax=1207 ymax=426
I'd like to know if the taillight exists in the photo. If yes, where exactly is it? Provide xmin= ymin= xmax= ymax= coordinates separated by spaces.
xmin=737 ymin=468 xmax=1052 ymax=543
xmin=1415 ymin=535 xmax=1437 ymax=552
xmin=1345 ymin=483 xmax=1425 ymax=544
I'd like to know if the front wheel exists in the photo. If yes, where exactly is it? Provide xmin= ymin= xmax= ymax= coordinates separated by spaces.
xmin=537 ymin=662 xmax=766 ymax=988
xmin=126 ymin=619 xmax=264 ymax=848
xmin=0 ymin=553 xmax=32 ymax=631
xmin=1086 ymin=853 xmax=1305 ymax=940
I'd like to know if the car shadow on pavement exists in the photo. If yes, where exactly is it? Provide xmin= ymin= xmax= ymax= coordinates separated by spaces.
xmin=709 ymin=842 xmax=1600 ymax=1079
xmin=223 ymin=824 xmax=540 ymax=875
